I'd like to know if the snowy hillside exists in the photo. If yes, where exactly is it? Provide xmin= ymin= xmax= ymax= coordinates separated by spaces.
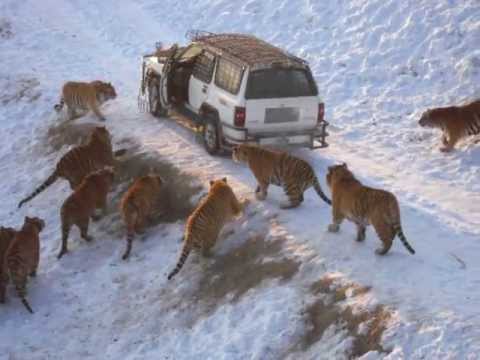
xmin=1 ymin=0 xmax=479 ymax=359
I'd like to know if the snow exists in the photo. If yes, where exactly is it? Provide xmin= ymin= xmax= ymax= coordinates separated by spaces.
xmin=1 ymin=0 xmax=479 ymax=359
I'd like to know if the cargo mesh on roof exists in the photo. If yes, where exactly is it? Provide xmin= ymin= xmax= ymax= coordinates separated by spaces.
xmin=186 ymin=30 xmax=307 ymax=68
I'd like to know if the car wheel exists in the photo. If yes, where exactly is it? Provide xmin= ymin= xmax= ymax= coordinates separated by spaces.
xmin=203 ymin=115 xmax=220 ymax=155
xmin=148 ymin=76 xmax=167 ymax=117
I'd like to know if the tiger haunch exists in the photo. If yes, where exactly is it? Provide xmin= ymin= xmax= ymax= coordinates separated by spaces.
xmin=1 ymin=217 xmax=45 ymax=314
xmin=18 ymin=126 xmax=114 ymax=208
xmin=120 ymin=174 xmax=163 ymax=260
xmin=419 ymin=99 xmax=480 ymax=152
xmin=232 ymin=144 xmax=331 ymax=209
xmin=54 ymin=80 xmax=117 ymax=122
xmin=0 ymin=226 xmax=17 ymax=304
xmin=57 ymin=167 xmax=114 ymax=259
xmin=326 ymin=163 xmax=415 ymax=256
xmin=167 ymin=177 xmax=247 ymax=280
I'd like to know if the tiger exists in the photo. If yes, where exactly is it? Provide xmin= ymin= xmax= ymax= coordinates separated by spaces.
xmin=57 ymin=167 xmax=115 ymax=259
xmin=18 ymin=126 xmax=114 ymax=208
xmin=0 ymin=226 xmax=16 ymax=304
xmin=120 ymin=174 xmax=164 ymax=260
xmin=168 ymin=177 xmax=248 ymax=280
xmin=1 ymin=216 xmax=45 ymax=314
xmin=232 ymin=144 xmax=331 ymax=209
xmin=418 ymin=99 xmax=480 ymax=152
xmin=326 ymin=163 xmax=415 ymax=256
xmin=54 ymin=80 xmax=117 ymax=121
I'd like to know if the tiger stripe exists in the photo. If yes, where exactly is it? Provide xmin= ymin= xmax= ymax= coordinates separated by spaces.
xmin=54 ymin=81 xmax=116 ymax=121
xmin=18 ymin=127 xmax=113 ymax=208
xmin=232 ymin=144 xmax=331 ymax=208
xmin=3 ymin=217 xmax=44 ymax=314
xmin=167 ymin=178 xmax=245 ymax=280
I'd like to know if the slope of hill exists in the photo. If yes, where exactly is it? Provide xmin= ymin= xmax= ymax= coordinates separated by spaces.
xmin=0 ymin=0 xmax=479 ymax=359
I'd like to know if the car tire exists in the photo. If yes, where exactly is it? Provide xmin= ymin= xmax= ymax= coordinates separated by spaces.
xmin=202 ymin=115 xmax=220 ymax=155
xmin=148 ymin=76 xmax=167 ymax=117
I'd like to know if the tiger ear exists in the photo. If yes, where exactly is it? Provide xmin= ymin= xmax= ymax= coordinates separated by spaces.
xmin=222 ymin=177 xmax=227 ymax=183
xmin=342 ymin=162 xmax=347 ymax=168
xmin=209 ymin=180 xmax=214 ymax=186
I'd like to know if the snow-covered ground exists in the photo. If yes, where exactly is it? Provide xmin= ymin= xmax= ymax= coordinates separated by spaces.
xmin=1 ymin=0 xmax=479 ymax=359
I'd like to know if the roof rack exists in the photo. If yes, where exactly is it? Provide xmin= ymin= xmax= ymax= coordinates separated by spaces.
xmin=185 ymin=30 xmax=308 ymax=69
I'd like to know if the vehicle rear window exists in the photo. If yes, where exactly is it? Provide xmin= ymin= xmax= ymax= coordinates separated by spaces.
xmin=245 ymin=68 xmax=318 ymax=99
xmin=192 ymin=51 xmax=215 ymax=83
xmin=214 ymin=58 xmax=244 ymax=95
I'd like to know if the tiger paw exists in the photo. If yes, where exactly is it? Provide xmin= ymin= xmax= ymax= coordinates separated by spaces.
xmin=328 ymin=223 xmax=340 ymax=233
xmin=440 ymin=146 xmax=453 ymax=153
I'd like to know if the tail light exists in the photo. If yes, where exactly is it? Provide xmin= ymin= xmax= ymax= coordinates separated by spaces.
xmin=317 ymin=103 xmax=325 ymax=123
xmin=234 ymin=106 xmax=246 ymax=127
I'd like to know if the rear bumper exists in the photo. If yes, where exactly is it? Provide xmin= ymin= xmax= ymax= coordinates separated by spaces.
xmin=221 ymin=120 xmax=329 ymax=150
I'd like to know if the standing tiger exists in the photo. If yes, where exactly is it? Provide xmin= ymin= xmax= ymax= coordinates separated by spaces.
xmin=419 ymin=99 xmax=480 ymax=152
xmin=168 ymin=177 xmax=248 ymax=280
xmin=57 ymin=167 xmax=115 ymax=259
xmin=54 ymin=80 xmax=117 ymax=121
xmin=1 ymin=216 xmax=45 ymax=314
xmin=120 ymin=174 xmax=164 ymax=260
xmin=326 ymin=163 xmax=415 ymax=256
xmin=18 ymin=126 xmax=114 ymax=208
xmin=232 ymin=144 xmax=331 ymax=208
xmin=0 ymin=226 xmax=16 ymax=304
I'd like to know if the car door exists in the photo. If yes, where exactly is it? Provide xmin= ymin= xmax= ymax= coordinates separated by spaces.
xmin=188 ymin=50 xmax=216 ymax=111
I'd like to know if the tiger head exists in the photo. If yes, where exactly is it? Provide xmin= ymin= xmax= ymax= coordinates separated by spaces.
xmin=418 ymin=109 xmax=435 ymax=128
xmin=209 ymin=177 xmax=228 ymax=191
xmin=24 ymin=216 xmax=45 ymax=232
xmin=232 ymin=144 xmax=255 ymax=163
xmin=144 ymin=173 xmax=163 ymax=190
xmin=326 ymin=163 xmax=355 ymax=188
xmin=93 ymin=81 xmax=117 ymax=101
xmin=419 ymin=108 xmax=449 ymax=128
xmin=89 ymin=126 xmax=112 ymax=145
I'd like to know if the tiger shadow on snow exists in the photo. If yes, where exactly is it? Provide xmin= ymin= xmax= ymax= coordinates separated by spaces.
xmin=44 ymin=121 xmax=203 ymax=239
xmin=99 ymin=150 xmax=203 ymax=238
xmin=156 ymin=234 xmax=300 ymax=327
xmin=288 ymin=274 xmax=393 ymax=359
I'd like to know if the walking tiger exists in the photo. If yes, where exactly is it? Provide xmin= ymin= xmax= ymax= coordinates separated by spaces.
xmin=326 ymin=163 xmax=415 ymax=256
xmin=54 ymin=80 xmax=117 ymax=122
xmin=232 ymin=144 xmax=331 ymax=208
xmin=57 ymin=167 xmax=115 ymax=259
xmin=0 ymin=217 xmax=45 ymax=314
xmin=168 ymin=177 xmax=248 ymax=280
xmin=120 ymin=174 xmax=163 ymax=260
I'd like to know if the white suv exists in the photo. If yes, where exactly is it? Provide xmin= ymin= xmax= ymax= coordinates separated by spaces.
xmin=139 ymin=31 xmax=328 ymax=154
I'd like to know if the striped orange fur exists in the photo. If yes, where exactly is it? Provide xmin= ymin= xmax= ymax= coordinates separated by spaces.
xmin=326 ymin=163 xmax=415 ymax=256
xmin=0 ymin=226 xmax=16 ymax=304
xmin=419 ymin=99 xmax=480 ymax=152
xmin=54 ymin=80 xmax=117 ymax=121
xmin=18 ymin=126 xmax=114 ymax=208
xmin=1 ymin=217 xmax=44 ymax=313
xmin=57 ymin=167 xmax=114 ymax=259
xmin=120 ymin=174 xmax=163 ymax=260
xmin=168 ymin=177 xmax=247 ymax=280
xmin=232 ymin=144 xmax=331 ymax=208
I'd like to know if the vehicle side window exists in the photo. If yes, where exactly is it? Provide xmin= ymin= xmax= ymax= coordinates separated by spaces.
xmin=192 ymin=51 xmax=215 ymax=83
xmin=214 ymin=58 xmax=244 ymax=95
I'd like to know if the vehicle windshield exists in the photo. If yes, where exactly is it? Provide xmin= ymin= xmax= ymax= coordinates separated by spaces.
xmin=245 ymin=68 xmax=318 ymax=99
